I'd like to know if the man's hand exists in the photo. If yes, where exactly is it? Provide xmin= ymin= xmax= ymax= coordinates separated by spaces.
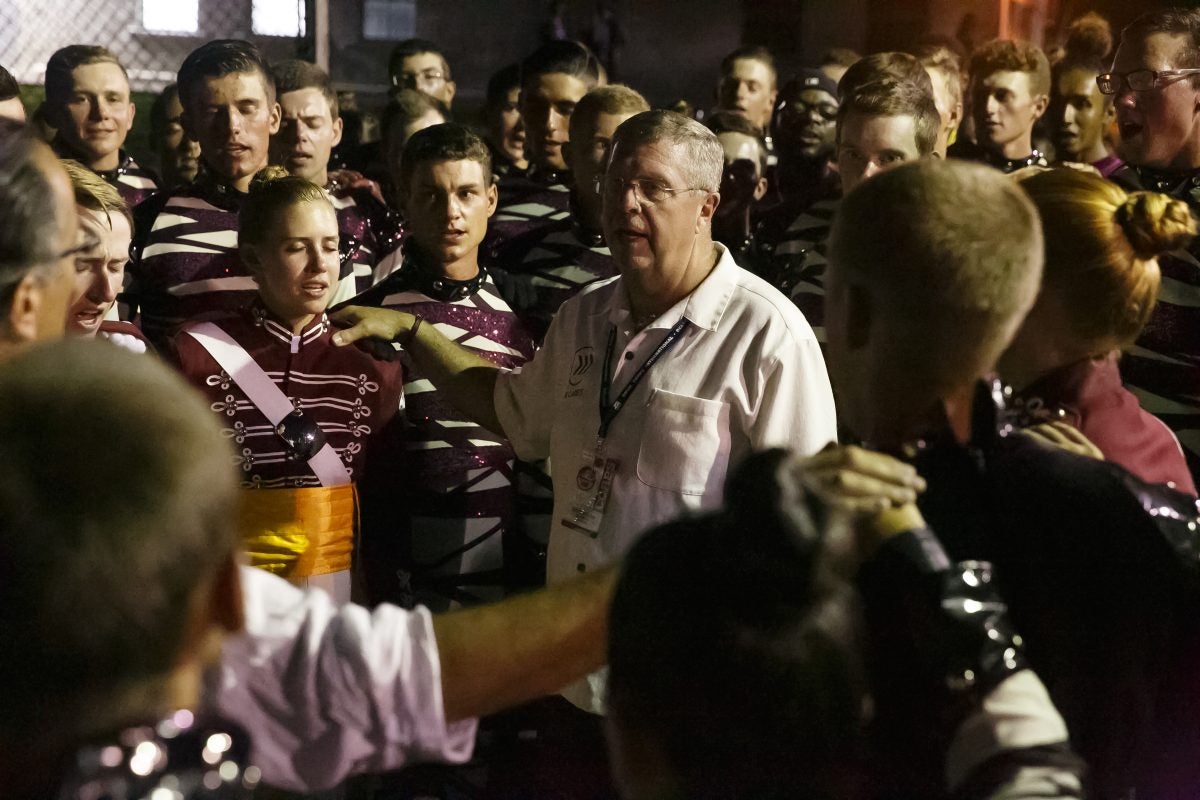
xmin=789 ymin=444 xmax=928 ymax=568
xmin=790 ymin=444 xmax=927 ymax=516
xmin=1019 ymin=421 xmax=1104 ymax=460
xmin=331 ymin=306 xmax=414 ymax=347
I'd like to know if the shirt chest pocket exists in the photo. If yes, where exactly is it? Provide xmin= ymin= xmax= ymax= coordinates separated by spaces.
xmin=636 ymin=389 xmax=731 ymax=496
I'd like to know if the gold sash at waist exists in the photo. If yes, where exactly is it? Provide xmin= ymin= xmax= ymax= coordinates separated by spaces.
xmin=238 ymin=484 xmax=356 ymax=579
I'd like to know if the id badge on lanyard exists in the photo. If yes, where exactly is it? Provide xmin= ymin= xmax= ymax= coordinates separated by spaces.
xmin=563 ymin=436 xmax=620 ymax=538
xmin=559 ymin=317 xmax=689 ymax=539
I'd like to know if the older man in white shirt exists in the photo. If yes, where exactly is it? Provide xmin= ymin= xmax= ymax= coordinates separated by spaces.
xmin=335 ymin=111 xmax=837 ymax=709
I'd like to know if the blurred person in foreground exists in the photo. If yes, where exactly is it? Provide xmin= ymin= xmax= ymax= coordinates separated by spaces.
xmin=824 ymin=157 xmax=1200 ymax=798
xmin=606 ymin=447 xmax=1084 ymax=799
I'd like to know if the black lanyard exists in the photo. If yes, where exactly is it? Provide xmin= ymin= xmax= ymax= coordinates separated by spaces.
xmin=598 ymin=317 xmax=690 ymax=439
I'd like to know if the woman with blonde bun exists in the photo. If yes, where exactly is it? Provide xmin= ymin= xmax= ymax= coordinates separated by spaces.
xmin=170 ymin=167 xmax=404 ymax=602
xmin=1002 ymin=167 xmax=1197 ymax=493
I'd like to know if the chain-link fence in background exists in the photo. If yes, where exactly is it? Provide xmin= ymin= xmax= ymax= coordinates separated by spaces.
xmin=1 ymin=0 xmax=314 ymax=162
xmin=2 ymin=0 xmax=311 ymax=92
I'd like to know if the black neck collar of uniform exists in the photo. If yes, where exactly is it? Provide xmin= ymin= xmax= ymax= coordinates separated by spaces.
xmin=53 ymin=143 xmax=133 ymax=181
xmin=528 ymin=164 xmax=570 ymax=187
xmin=93 ymin=150 xmax=134 ymax=183
xmin=1133 ymin=165 xmax=1200 ymax=197
xmin=859 ymin=379 xmax=1014 ymax=463
xmin=985 ymin=148 xmax=1047 ymax=174
xmin=567 ymin=192 xmax=605 ymax=247
xmin=196 ymin=167 xmax=249 ymax=210
xmin=405 ymin=247 xmax=488 ymax=302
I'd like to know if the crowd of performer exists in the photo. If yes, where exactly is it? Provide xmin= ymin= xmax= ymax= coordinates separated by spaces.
xmin=2 ymin=6 xmax=1200 ymax=799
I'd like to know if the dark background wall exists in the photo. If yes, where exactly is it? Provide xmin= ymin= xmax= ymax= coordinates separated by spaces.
xmin=328 ymin=0 xmax=743 ymax=111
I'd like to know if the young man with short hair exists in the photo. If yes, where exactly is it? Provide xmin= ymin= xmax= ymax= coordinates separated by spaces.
xmin=127 ymin=39 xmax=282 ymax=350
xmin=353 ymin=123 xmax=536 ymax=610
xmin=58 ymin=159 xmax=149 ymax=352
xmin=487 ymin=84 xmax=647 ymax=343
xmin=486 ymin=41 xmax=604 ymax=257
xmin=388 ymin=38 xmax=456 ymax=109
xmin=149 ymin=83 xmax=201 ymax=189
xmin=716 ymin=46 xmax=778 ymax=131
xmin=43 ymin=45 xmax=159 ymax=207
xmin=271 ymin=58 xmax=404 ymax=298
xmin=949 ymin=39 xmax=1050 ymax=171
xmin=774 ymin=78 xmax=940 ymax=343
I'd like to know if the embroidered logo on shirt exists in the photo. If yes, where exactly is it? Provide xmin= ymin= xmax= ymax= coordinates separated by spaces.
xmin=569 ymin=346 xmax=595 ymax=387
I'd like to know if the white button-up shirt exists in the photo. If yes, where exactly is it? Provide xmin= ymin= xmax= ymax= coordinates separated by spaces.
xmin=208 ymin=566 xmax=477 ymax=791
xmin=495 ymin=243 xmax=837 ymax=709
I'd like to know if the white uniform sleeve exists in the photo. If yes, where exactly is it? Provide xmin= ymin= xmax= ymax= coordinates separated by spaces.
xmin=945 ymin=670 xmax=1083 ymax=799
xmin=206 ymin=566 xmax=477 ymax=792
xmin=750 ymin=338 xmax=838 ymax=455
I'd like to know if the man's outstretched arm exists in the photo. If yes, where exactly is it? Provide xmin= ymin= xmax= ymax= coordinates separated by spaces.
xmin=214 ymin=564 xmax=616 ymax=792
xmin=332 ymin=305 xmax=506 ymax=436
xmin=435 ymin=566 xmax=617 ymax=722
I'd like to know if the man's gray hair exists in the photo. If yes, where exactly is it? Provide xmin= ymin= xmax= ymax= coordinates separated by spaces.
xmin=0 ymin=118 xmax=60 ymax=315
xmin=612 ymin=110 xmax=724 ymax=193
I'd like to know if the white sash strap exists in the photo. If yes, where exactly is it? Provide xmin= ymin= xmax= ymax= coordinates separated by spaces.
xmin=186 ymin=322 xmax=351 ymax=487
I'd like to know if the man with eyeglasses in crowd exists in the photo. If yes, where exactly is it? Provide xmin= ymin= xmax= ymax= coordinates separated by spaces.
xmin=757 ymin=69 xmax=840 ymax=252
xmin=388 ymin=39 xmax=456 ymax=109
xmin=333 ymin=110 xmax=836 ymax=795
xmin=1104 ymin=7 xmax=1200 ymax=488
